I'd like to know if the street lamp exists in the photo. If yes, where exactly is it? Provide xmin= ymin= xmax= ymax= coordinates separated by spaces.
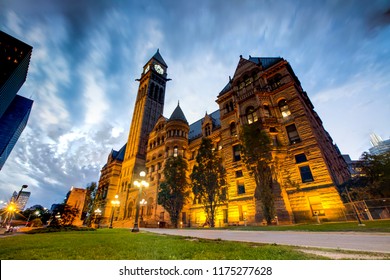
xmin=15 ymin=185 xmax=28 ymax=202
xmin=109 ymin=195 xmax=120 ymax=229
xmin=5 ymin=202 xmax=17 ymax=229
xmin=132 ymin=171 xmax=149 ymax=232
xmin=94 ymin=208 xmax=102 ymax=228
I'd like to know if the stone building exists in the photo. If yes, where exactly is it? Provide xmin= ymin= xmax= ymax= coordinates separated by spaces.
xmin=65 ymin=187 xmax=87 ymax=226
xmin=96 ymin=51 xmax=350 ymax=228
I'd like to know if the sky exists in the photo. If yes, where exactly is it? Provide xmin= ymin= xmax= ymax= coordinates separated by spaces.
xmin=0 ymin=0 xmax=389 ymax=209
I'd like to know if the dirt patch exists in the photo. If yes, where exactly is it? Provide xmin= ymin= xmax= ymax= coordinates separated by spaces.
xmin=299 ymin=249 xmax=390 ymax=260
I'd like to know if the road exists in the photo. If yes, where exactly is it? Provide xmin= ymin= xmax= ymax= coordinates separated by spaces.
xmin=143 ymin=228 xmax=390 ymax=253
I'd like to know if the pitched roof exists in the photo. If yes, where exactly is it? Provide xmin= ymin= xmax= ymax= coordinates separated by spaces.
xmin=188 ymin=110 xmax=220 ymax=141
xmin=169 ymin=102 xmax=188 ymax=124
xmin=152 ymin=49 xmax=167 ymax=67
xmin=218 ymin=56 xmax=283 ymax=96
xmin=110 ymin=143 xmax=126 ymax=163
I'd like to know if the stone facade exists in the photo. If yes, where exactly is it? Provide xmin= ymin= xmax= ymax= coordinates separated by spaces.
xmin=65 ymin=187 xmax=87 ymax=226
xmin=96 ymin=52 xmax=350 ymax=228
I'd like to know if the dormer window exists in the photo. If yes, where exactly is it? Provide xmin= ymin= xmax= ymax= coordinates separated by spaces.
xmin=204 ymin=124 xmax=211 ymax=136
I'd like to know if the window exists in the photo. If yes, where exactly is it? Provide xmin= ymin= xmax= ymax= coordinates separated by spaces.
xmin=204 ymin=124 xmax=211 ymax=136
xmin=278 ymin=99 xmax=291 ymax=118
xmin=263 ymin=104 xmax=271 ymax=117
xmin=246 ymin=106 xmax=258 ymax=124
xmin=233 ymin=145 xmax=241 ymax=161
xmin=230 ymin=122 xmax=237 ymax=136
xmin=225 ymin=101 xmax=234 ymax=113
xmin=235 ymin=170 xmax=243 ymax=177
xmin=173 ymin=146 xmax=178 ymax=157
xmin=295 ymin=153 xmax=308 ymax=163
xmin=237 ymin=181 xmax=245 ymax=194
xmin=299 ymin=165 xmax=314 ymax=182
xmin=269 ymin=74 xmax=282 ymax=89
xmin=286 ymin=124 xmax=301 ymax=144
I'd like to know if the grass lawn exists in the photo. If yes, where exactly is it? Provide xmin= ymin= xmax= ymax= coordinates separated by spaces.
xmin=224 ymin=220 xmax=390 ymax=232
xmin=0 ymin=229 xmax=327 ymax=260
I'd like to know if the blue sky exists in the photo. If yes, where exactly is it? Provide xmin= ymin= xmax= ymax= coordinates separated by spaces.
xmin=0 ymin=0 xmax=389 ymax=208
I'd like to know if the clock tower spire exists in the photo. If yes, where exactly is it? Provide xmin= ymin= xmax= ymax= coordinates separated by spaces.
xmin=118 ymin=50 xmax=169 ymax=214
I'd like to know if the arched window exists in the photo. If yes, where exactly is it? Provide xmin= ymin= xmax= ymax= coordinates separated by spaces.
xmin=263 ymin=104 xmax=271 ymax=117
xmin=230 ymin=122 xmax=237 ymax=136
xmin=158 ymin=87 xmax=164 ymax=103
xmin=149 ymin=83 xmax=155 ymax=97
xmin=225 ymin=101 xmax=234 ymax=113
xmin=278 ymin=99 xmax=291 ymax=118
xmin=173 ymin=146 xmax=178 ymax=157
xmin=246 ymin=106 xmax=258 ymax=124
xmin=153 ymin=86 xmax=159 ymax=100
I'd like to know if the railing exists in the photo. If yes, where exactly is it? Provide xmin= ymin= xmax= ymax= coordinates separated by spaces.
xmin=343 ymin=198 xmax=390 ymax=221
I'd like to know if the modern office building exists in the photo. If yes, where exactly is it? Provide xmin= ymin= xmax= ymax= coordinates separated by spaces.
xmin=11 ymin=190 xmax=31 ymax=210
xmin=369 ymin=133 xmax=390 ymax=156
xmin=97 ymin=51 xmax=350 ymax=227
xmin=0 ymin=31 xmax=33 ymax=170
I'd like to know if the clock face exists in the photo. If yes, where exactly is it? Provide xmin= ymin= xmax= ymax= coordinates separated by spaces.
xmin=154 ymin=64 xmax=164 ymax=74
xmin=144 ymin=65 xmax=150 ymax=74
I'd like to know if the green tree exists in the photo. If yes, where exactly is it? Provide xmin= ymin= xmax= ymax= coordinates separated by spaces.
xmin=239 ymin=123 xmax=275 ymax=225
xmin=158 ymin=155 xmax=190 ymax=228
xmin=341 ymin=151 xmax=390 ymax=200
xmin=49 ymin=204 xmax=79 ymax=227
xmin=190 ymin=137 xmax=226 ymax=227
xmin=82 ymin=182 xmax=98 ymax=226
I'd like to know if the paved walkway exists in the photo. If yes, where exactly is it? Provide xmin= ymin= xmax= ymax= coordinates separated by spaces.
xmin=143 ymin=228 xmax=390 ymax=253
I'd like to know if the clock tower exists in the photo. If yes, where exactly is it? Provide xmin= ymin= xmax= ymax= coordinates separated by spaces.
xmin=118 ymin=50 xmax=168 ymax=217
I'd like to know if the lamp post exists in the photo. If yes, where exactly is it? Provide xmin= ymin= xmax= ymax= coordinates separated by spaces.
xmin=109 ymin=195 xmax=120 ymax=229
xmin=94 ymin=208 xmax=102 ymax=228
xmin=5 ymin=202 xmax=17 ymax=230
xmin=132 ymin=171 xmax=149 ymax=232
xmin=15 ymin=184 xmax=28 ymax=202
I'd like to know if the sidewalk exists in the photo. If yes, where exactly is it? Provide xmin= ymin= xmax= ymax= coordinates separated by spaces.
xmin=143 ymin=228 xmax=390 ymax=253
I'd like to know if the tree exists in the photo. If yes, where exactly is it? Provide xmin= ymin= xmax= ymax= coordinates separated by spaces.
xmin=239 ymin=123 xmax=275 ymax=225
xmin=190 ymin=137 xmax=226 ymax=227
xmin=82 ymin=182 xmax=98 ymax=226
xmin=359 ymin=151 xmax=390 ymax=198
xmin=341 ymin=151 xmax=390 ymax=200
xmin=158 ymin=155 xmax=190 ymax=228
xmin=49 ymin=204 xmax=79 ymax=227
